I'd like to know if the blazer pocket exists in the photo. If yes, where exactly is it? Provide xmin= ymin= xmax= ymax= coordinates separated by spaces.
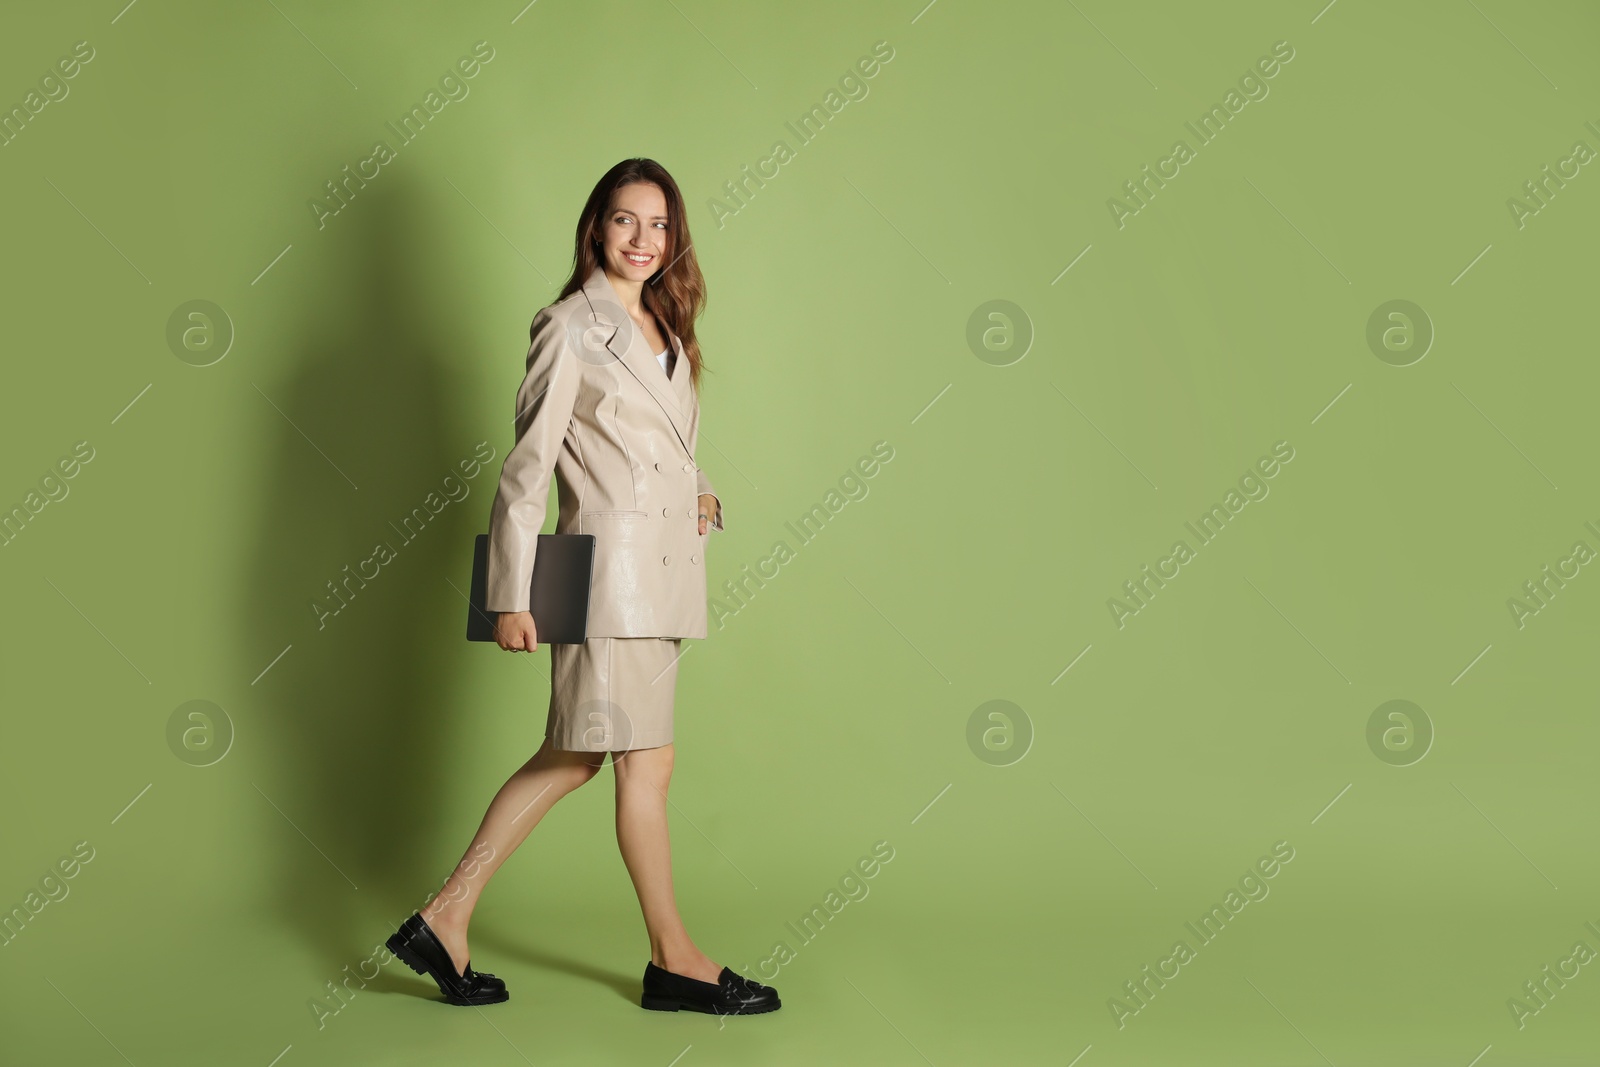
xmin=581 ymin=510 xmax=648 ymax=519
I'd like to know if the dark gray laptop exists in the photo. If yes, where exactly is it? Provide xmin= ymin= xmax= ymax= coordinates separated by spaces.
xmin=467 ymin=533 xmax=595 ymax=644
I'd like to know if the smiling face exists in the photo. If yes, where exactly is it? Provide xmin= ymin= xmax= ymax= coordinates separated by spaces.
xmin=599 ymin=181 xmax=669 ymax=280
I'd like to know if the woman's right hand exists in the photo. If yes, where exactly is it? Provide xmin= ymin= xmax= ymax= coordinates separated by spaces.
xmin=495 ymin=610 xmax=538 ymax=652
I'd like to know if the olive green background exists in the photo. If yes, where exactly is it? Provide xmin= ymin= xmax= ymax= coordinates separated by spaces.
xmin=3 ymin=1 xmax=1598 ymax=1064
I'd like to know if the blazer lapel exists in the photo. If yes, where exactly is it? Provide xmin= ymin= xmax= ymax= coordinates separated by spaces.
xmin=579 ymin=265 xmax=694 ymax=458
xmin=667 ymin=332 xmax=692 ymax=406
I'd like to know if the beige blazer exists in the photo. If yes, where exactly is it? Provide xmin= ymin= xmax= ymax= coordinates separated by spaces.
xmin=485 ymin=264 xmax=722 ymax=638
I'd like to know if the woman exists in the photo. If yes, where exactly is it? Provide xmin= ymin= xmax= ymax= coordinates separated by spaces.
xmin=385 ymin=159 xmax=779 ymax=1016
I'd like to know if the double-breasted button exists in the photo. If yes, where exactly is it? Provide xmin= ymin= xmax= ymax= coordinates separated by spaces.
xmin=663 ymin=507 xmax=672 ymax=517
xmin=682 ymin=462 xmax=694 ymax=473
xmin=662 ymin=555 xmax=671 ymax=565
xmin=687 ymin=507 xmax=696 ymax=518
xmin=655 ymin=462 xmax=664 ymax=472
xmin=690 ymin=553 xmax=699 ymax=565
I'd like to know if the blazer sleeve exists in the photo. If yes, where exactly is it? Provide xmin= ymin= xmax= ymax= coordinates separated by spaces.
xmin=485 ymin=308 xmax=582 ymax=612
xmin=687 ymin=381 xmax=724 ymax=532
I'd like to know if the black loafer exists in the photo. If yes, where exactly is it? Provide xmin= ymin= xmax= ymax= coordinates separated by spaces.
xmin=385 ymin=912 xmax=508 ymax=1006
xmin=640 ymin=960 xmax=781 ymax=1015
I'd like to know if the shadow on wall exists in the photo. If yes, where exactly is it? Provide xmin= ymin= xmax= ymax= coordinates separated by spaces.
xmin=238 ymin=171 xmax=480 ymax=971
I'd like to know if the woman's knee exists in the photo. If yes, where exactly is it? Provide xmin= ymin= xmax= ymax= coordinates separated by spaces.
xmin=561 ymin=752 xmax=606 ymax=789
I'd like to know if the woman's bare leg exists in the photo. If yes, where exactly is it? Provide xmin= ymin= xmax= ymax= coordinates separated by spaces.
xmin=420 ymin=737 xmax=605 ymax=975
xmin=611 ymin=743 xmax=722 ymax=983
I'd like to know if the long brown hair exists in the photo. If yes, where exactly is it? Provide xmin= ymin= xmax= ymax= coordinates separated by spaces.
xmin=558 ymin=159 xmax=709 ymax=388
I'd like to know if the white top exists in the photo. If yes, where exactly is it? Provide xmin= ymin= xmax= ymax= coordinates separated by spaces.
xmin=655 ymin=348 xmax=669 ymax=375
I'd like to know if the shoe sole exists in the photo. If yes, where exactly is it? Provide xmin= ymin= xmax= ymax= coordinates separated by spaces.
xmin=640 ymin=993 xmax=781 ymax=1015
xmin=386 ymin=933 xmax=510 ymax=1006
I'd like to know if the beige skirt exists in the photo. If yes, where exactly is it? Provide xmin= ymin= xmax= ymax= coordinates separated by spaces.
xmin=546 ymin=636 xmax=683 ymax=752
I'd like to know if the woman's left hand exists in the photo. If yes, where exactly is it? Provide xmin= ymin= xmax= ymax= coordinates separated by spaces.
xmin=698 ymin=493 xmax=720 ymax=535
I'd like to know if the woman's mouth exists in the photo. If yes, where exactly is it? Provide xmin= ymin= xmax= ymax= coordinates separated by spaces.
xmin=624 ymin=252 xmax=655 ymax=267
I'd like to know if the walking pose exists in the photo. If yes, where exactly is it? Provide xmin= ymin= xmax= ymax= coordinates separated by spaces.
xmin=386 ymin=158 xmax=779 ymax=1016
